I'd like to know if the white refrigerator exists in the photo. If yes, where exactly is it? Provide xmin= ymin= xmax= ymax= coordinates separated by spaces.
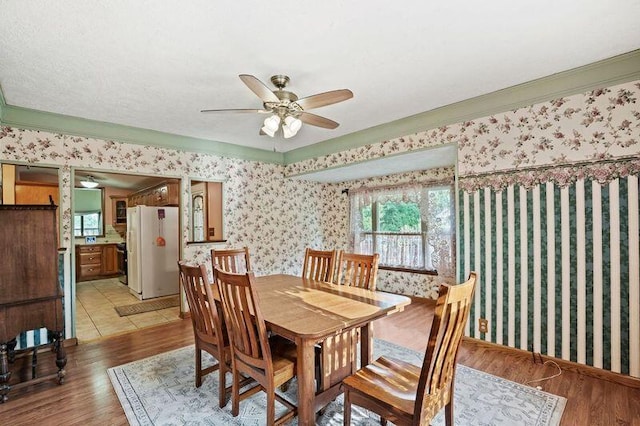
xmin=127 ymin=206 xmax=180 ymax=300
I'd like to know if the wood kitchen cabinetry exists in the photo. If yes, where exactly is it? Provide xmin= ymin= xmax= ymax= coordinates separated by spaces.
xmin=127 ymin=180 xmax=179 ymax=207
xmin=102 ymin=244 xmax=118 ymax=275
xmin=110 ymin=196 xmax=127 ymax=232
xmin=76 ymin=244 xmax=119 ymax=282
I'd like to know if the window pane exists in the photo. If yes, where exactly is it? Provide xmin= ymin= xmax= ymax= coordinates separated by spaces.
xmin=360 ymin=204 xmax=372 ymax=232
xmin=74 ymin=212 xmax=101 ymax=236
xmin=74 ymin=214 xmax=82 ymax=237
xmin=378 ymin=201 xmax=420 ymax=232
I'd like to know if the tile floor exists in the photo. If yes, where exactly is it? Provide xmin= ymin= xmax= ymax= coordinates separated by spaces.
xmin=75 ymin=277 xmax=181 ymax=342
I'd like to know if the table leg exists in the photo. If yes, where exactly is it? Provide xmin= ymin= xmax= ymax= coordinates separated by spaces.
xmin=296 ymin=337 xmax=316 ymax=426
xmin=360 ymin=323 xmax=373 ymax=367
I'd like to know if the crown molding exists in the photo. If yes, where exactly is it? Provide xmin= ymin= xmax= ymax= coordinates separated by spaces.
xmin=1 ymin=50 xmax=639 ymax=166
xmin=0 ymin=103 xmax=284 ymax=164
xmin=283 ymin=49 xmax=640 ymax=164
xmin=0 ymin=86 xmax=6 ymax=122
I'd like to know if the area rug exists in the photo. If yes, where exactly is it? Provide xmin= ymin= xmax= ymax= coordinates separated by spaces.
xmin=108 ymin=339 xmax=566 ymax=425
xmin=114 ymin=295 xmax=180 ymax=317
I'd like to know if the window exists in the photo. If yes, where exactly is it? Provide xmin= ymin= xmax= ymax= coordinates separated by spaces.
xmin=349 ymin=182 xmax=455 ymax=275
xmin=74 ymin=212 xmax=102 ymax=237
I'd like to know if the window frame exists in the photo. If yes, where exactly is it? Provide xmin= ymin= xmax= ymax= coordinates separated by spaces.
xmin=74 ymin=211 xmax=102 ymax=237
xmin=349 ymin=182 xmax=455 ymax=275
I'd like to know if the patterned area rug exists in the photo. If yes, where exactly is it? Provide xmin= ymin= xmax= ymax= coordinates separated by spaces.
xmin=114 ymin=295 xmax=180 ymax=317
xmin=108 ymin=339 xmax=566 ymax=425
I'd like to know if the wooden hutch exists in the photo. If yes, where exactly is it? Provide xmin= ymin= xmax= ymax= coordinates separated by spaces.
xmin=0 ymin=204 xmax=67 ymax=402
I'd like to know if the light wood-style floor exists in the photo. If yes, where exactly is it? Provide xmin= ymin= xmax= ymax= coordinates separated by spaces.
xmin=1 ymin=298 xmax=638 ymax=425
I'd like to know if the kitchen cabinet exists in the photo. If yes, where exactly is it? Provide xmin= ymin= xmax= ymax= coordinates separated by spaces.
xmin=76 ymin=243 xmax=119 ymax=281
xmin=102 ymin=244 xmax=118 ymax=275
xmin=110 ymin=196 xmax=127 ymax=234
xmin=127 ymin=181 xmax=179 ymax=207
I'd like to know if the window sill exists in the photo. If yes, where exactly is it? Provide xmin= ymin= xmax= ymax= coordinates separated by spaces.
xmin=379 ymin=265 xmax=438 ymax=276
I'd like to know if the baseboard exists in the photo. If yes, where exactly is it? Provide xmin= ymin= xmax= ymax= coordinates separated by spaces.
xmin=462 ymin=336 xmax=640 ymax=389
xmin=63 ymin=337 xmax=78 ymax=347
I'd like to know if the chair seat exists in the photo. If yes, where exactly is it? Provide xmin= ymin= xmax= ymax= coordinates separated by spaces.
xmin=343 ymin=275 xmax=477 ymax=426
xmin=342 ymin=356 xmax=421 ymax=417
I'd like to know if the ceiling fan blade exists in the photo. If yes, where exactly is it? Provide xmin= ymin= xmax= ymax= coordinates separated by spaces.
xmin=200 ymin=108 xmax=269 ymax=113
xmin=298 ymin=111 xmax=339 ymax=129
xmin=295 ymin=89 xmax=353 ymax=110
xmin=239 ymin=74 xmax=280 ymax=103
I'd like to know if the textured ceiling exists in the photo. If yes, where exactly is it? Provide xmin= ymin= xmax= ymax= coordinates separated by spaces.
xmin=1 ymin=0 xmax=639 ymax=153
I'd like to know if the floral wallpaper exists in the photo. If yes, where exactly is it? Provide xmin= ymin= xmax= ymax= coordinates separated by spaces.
xmin=2 ymin=79 xmax=639 ymax=304
xmin=0 ymin=125 xmax=452 ymax=302
xmin=0 ymin=127 xmax=324 ymax=280
xmin=285 ymin=80 xmax=640 ymax=185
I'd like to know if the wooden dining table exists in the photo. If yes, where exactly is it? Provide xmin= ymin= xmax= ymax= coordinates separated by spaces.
xmin=252 ymin=274 xmax=412 ymax=426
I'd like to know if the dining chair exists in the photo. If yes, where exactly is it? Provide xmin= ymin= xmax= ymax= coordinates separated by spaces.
xmin=317 ymin=252 xmax=380 ymax=403
xmin=342 ymin=272 xmax=477 ymax=426
xmin=214 ymin=266 xmax=297 ymax=426
xmin=302 ymin=248 xmax=339 ymax=282
xmin=177 ymin=261 xmax=231 ymax=408
xmin=335 ymin=252 xmax=380 ymax=290
xmin=211 ymin=246 xmax=251 ymax=273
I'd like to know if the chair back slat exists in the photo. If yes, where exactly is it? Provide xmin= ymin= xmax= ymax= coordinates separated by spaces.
xmin=416 ymin=272 xmax=476 ymax=422
xmin=212 ymin=247 xmax=251 ymax=274
xmin=336 ymin=252 xmax=380 ymax=290
xmin=214 ymin=266 xmax=271 ymax=373
xmin=302 ymin=248 xmax=338 ymax=283
xmin=178 ymin=262 xmax=225 ymax=347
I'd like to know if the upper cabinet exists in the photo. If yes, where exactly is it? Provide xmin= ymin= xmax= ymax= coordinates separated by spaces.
xmin=128 ymin=180 xmax=179 ymax=207
xmin=110 ymin=196 xmax=127 ymax=232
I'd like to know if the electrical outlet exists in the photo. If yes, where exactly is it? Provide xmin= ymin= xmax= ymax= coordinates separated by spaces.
xmin=478 ymin=318 xmax=488 ymax=334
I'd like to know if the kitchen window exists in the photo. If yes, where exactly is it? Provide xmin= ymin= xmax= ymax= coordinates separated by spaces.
xmin=349 ymin=181 xmax=455 ymax=275
xmin=74 ymin=212 xmax=102 ymax=237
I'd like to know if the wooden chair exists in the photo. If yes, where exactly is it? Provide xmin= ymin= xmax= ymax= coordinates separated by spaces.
xmin=342 ymin=272 xmax=477 ymax=426
xmin=318 ymin=252 xmax=380 ymax=403
xmin=211 ymin=247 xmax=251 ymax=273
xmin=214 ymin=266 xmax=297 ymax=425
xmin=335 ymin=252 xmax=380 ymax=290
xmin=177 ymin=261 xmax=231 ymax=408
xmin=302 ymin=248 xmax=339 ymax=282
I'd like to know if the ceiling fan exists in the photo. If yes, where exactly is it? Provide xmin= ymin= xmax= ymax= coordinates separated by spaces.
xmin=201 ymin=74 xmax=353 ymax=138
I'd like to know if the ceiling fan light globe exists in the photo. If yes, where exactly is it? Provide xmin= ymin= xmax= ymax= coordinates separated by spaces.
xmin=261 ymin=125 xmax=277 ymax=137
xmin=284 ymin=115 xmax=302 ymax=133
xmin=262 ymin=115 xmax=281 ymax=132
xmin=282 ymin=125 xmax=295 ymax=139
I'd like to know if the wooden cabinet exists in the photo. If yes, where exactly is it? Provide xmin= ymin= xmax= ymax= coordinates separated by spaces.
xmin=110 ymin=196 xmax=127 ymax=232
xmin=127 ymin=181 xmax=179 ymax=207
xmin=0 ymin=204 xmax=66 ymax=401
xmin=76 ymin=244 xmax=119 ymax=281
xmin=102 ymin=244 xmax=118 ymax=275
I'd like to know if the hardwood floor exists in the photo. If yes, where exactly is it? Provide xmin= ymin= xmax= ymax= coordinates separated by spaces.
xmin=1 ymin=298 xmax=638 ymax=425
